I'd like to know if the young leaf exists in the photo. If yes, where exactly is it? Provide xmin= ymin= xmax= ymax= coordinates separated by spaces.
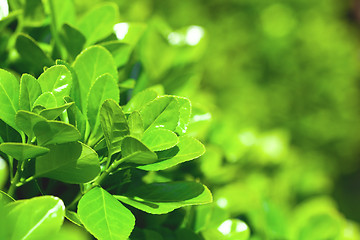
xmin=65 ymin=210 xmax=83 ymax=227
xmin=78 ymin=187 xmax=135 ymax=240
xmin=15 ymin=33 xmax=53 ymax=71
xmin=100 ymin=99 xmax=129 ymax=156
xmin=123 ymin=89 xmax=158 ymax=113
xmin=121 ymin=136 xmax=157 ymax=165
xmin=77 ymin=3 xmax=119 ymax=46
xmin=35 ymin=142 xmax=100 ymax=184
xmin=174 ymin=96 xmax=191 ymax=135
xmin=33 ymin=120 xmax=81 ymax=146
xmin=15 ymin=110 xmax=47 ymax=140
xmin=65 ymin=97 xmax=87 ymax=140
xmin=37 ymin=65 xmax=72 ymax=105
xmin=128 ymin=111 xmax=144 ymax=139
xmin=72 ymin=46 xmax=117 ymax=113
xmin=0 ymin=69 xmax=20 ymax=131
xmin=33 ymin=92 xmax=57 ymax=109
xmin=138 ymin=136 xmax=205 ymax=171
xmin=87 ymin=74 xmax=120 ymax=146
xmin=140 ymin=96 xmax=180 ymax=132
xmin=4 ymin=196 xmax=65 ymax=240
xmin=0 ymin=143 xmax=49 ymax=161
xmin=142 ymin=129 xmax=178 ymax=152
xmin=115 ymin=182 xmax=212 ymax=214
xmin=39 ymin=102 xmax=74 ymax=120
xmin=19 ymin=73 xmax=42 ymax=111
xmin=59 ymin=23 xmax=86 ymax=60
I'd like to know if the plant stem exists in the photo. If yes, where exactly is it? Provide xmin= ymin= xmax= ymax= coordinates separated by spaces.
xmin=92 ymin=155 xmax=131 ymax=187
xmin=7 ymin=162 xmax=22 ymax=197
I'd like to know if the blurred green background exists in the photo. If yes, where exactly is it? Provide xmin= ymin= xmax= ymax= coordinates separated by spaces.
xmin=2 ymin=0 xmax=360 ymax=239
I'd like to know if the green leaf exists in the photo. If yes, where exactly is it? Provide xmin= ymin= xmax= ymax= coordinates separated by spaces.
xmin=87 ymin=74 xmax=120 ymax=146
xmin=0 ymin=159 xmax=7 ymax=189
xmin=49 ymin=0 xmax=76 ymax=30
xmin=72 ymin=45 xmax=117 ymax=113
xmin=174 ymin=97 xmax=191 ymax=135
xmin=78 ymin=187 xmax=135 ymax=240
xmin=33 ymin=92 xmax=57 ymax=109
xmin=19 ymin=73 xmax=42 ymax=111
xmin=128 ymin=111 xmax=143 ymax=139
xmin=78 ymin=3 xmax=119 ymax=46
xmin=4 ymin=196 xmax=65 ymax=239
xmin=15 ymin=33 xmax=53 ymax=71
xmin=59 ymin=23 xmax=86 ymax=60
xmin=140 ymin=96 xmax=180 ymax=132
xmin=115 ymin=182 xmax=212 ymax=214
xmin=0 ymin=69 xmax=20 ymax=131
xmin=0 ymin=10 xmax=21 ymax=32
xmin=142 ymin=129 xmax=178 ymax=152
xmin=39 ymin=102 xmax=73 ymax=120
xmin=15 ymin=110 xmax=47 ymax=140
xmin=123 ymin=89 xmax=157 ymax=113
xmin=35 ymin=142 xmax=100 ymax=184
xmin=121 ymin=136 xmax=157 ymax=165
xmin=65 ymin=210 xmax=83 ymax=227
xmin=33 ymin=120 xmax=81 ymax=146
xmin=100 ymin=99 xmax=129 ymax=156
xmin=0 ymin=119 xmax=21 ymax=143
xmin=113 ymin=22 xmax=147 ymax=46
xmin=0 ymin=190 xmax=14 ymax=205
xmin=39 ymin=102 xmax=74 ymax=120
xmin=0 ymin=143 xmax=49 ymax=161
xmin=101 ymin=41 xmax=132 ymax=68
xmin=37 ymin=65 xmax=72 ymax=105
xmin=56 ymin=60 xmax=81 ymax=110
xmin=64 ymin=97 xmax=87 ymax=140
xmin=138 ymin=136 xmax=205 ymax=171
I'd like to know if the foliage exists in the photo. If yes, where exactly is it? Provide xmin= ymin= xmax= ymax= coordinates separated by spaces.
xmin=0 ymin=1 xmax=212 ymax=239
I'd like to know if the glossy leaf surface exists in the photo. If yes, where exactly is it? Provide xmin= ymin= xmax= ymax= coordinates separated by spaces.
xmin=100 ymin=99 xmax=129 ymax=156
xmin=140 ymin=96 xmax=180 ymax=132
xmin=35 ymin=142 xmax=100 ymax=183
xmin=33 ymin=120 xmax=81 ymax=146
xmin=121 ymin=136 xmax=157 ymax=164
xmin=138 ymin=136 xmax=205 ymax=171
xmin=174 ymin=97 xmax=191 ymax=135
xmin=142 ymin=129 xmax=178 ymax=152
xmin=4 ymin=196 xmax=65 ymax=240
xmin=37 ymin=65 xmax=72 ymax=105
xmin=0 ymin=69 xmax=20 ymax=131
xmin=78 ymin=187 xmax=135 ymax=240
xmin=116 ymin=182 xmax=212 ymax=214
xmin=19 ymin=73 xmax=41 ymax=112
xmin=72 ymin=46 xmax=117 ymax=113
xmin=0 ymin=143 xmax=49 ymax=161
